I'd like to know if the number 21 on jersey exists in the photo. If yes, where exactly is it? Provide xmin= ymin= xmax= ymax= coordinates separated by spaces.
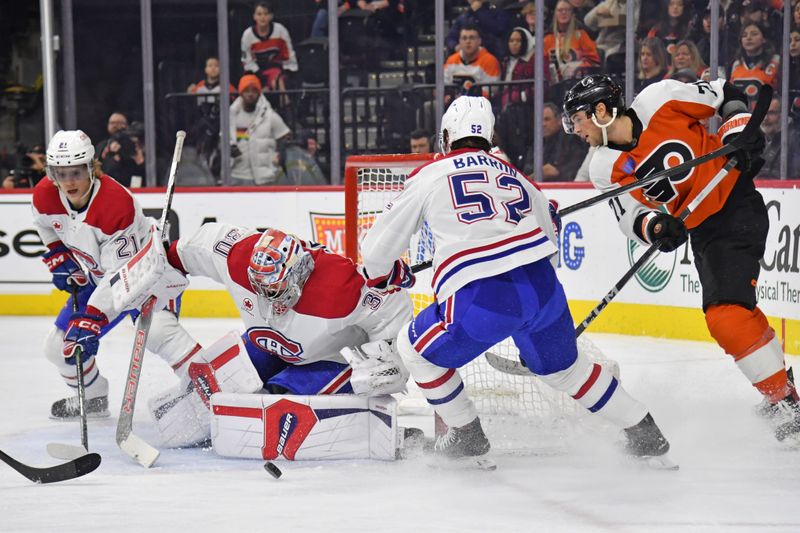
xmin=448 ymin=171 xmax=531 ymax=224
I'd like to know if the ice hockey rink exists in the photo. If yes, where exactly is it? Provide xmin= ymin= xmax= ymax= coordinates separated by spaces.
xmin=1 ymin=315 xmax=799 ymax=533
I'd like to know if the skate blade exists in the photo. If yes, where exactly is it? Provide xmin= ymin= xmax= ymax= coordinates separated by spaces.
xmin=426 ymin=455 xmax=497 ymax=471
xmin=634 ymin=453 xmax=679 ymax=471
xmin=49 ymin=410 xmax=110 ymax=421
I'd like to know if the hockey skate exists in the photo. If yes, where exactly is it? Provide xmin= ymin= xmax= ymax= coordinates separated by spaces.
xmin=50 ymin=395 xmax=109 ymax=420
xmin=429 ymin=417 xmax=496 ymax=470
xmin=773 ymin=395 xmax=800 ymax=442
xmin=755 ymin=368 xmax=795 ymax=421
xmin=396 ymin=427 xmax=431 ymax=459
xmin=623 ymin=413 xmax=678 ymax=470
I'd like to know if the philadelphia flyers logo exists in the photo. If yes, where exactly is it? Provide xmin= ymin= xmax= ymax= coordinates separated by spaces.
xmin=636 ymin=141 xmax=695 ymax=204
xmin=246 ymin=327 xmax=304 ymax=363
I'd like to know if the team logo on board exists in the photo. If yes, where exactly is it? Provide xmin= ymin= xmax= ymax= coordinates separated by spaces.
xmin=627 ymin=239 xmax=677 ymax=292
xmin=309 ymin=212 xmax=347 ymax=255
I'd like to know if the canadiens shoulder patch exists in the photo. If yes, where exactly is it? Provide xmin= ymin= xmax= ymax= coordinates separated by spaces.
xmin=83 ymin=176 xmax=136 ymax=233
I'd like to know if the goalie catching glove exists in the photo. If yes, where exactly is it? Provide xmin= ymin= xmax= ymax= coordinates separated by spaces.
xmin=63 ymin=306 xmax=108 ymax=364
xmin=340 ymin=339 xmax=410 ymax=396
xmin=42 ymin=243 xmax=91 ymax=292
xmin=365 ymin=259 xmax=415 ymax=292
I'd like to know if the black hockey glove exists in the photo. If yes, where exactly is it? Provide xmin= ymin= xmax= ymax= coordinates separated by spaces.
xmin=645 ymin=213 xmax=687 ymax=253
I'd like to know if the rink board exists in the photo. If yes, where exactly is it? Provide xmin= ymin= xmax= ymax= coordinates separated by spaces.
xmin=0 ymin=182 xmax=797 ymax=353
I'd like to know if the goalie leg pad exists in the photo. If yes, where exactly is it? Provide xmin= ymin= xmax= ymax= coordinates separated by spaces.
xmin=340 ymin=339 xmax=409 ymax=396
xmin=147 ymin=309 xmax=203 ymax=379
xmin=188 ymin=331 xmax=263 ymax=407
xmin=149 ymin=382 xmax=211 ymax=448
xmin=211 ymin=392 xmax=398 ymax=461
xmin=396 ymin=326 xmax=477 ymax=429
xmin=538 ymin=350 xmax=647 ymax=429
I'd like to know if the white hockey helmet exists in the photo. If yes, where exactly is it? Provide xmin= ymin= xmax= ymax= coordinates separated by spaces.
xmin=46 ymin=129 xmax=96 ymax=185
xmin=439 ymin=95 xmax=495 ymax=154
xmin=247 ymin=229 xmax=315 ymax=319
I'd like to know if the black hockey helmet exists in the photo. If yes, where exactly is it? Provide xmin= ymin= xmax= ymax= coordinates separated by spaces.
xmin=562 ymin=75 xmax=625 ymax=134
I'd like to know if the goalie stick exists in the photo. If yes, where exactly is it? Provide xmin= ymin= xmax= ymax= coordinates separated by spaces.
xmin=407 ymin=85 xmax=772 ymax=276
xmin=0 ymin=449 xmax=101 ymax=484
xmin=115 ymin=130 xmax=186 ymax=468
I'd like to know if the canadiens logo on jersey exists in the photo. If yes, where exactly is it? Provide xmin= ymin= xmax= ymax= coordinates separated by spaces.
xmin=247 ymin=326 xmax=304 ymax=363
xmin=69 ymin=246 xmax=104 ymax=278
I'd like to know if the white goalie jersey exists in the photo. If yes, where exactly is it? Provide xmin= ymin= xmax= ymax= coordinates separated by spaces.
xmin=169 ymin=223 xmax=413 ymax=365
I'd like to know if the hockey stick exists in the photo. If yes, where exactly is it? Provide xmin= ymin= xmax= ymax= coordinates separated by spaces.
xmin=0 ymin=448 xmax=101 ymax=484
xmin=115 ymin=130 xmax=186 ymax=468
xmin=488 ymin=156 xmax=741 ymax=377
xmin=46 ymin=283 xmax=92 ymax=461
xmin=558 ymin=85 xmax=773 ymax=218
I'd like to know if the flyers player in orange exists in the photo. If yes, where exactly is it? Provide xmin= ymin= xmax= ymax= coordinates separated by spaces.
xmin=562 ymin=75 xmax=799 ymax=441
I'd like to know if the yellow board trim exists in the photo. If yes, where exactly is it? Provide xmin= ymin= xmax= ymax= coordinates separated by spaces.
xmin=3 ymin=290 xmax=798 ymax=355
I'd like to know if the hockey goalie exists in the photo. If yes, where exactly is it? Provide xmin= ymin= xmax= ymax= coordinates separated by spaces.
xmin=98 ymin=222 xmax=419 ymax=461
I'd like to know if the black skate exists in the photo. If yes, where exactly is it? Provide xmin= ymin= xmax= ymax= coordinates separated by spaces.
xmin=50 ymin=395 xmax=110 ymax=420
xmin=774 ymin=395 xmax=800 ymax=442
xmin=434 ymin=417 xmax=491 ymax=458
xmin=396 ymin=427 xmax=431 ymax=459
xmin=624 ymin=413 xmax=678 ymax=470
xmin=755 ymin=368 xmax=794 ymax=420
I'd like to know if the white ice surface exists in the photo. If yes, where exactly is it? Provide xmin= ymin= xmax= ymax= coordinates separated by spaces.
xmin=1 ymin=316 xmax=799 ymax=533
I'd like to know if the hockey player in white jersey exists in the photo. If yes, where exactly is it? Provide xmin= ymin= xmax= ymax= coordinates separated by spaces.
xmin=361 ymin=96 xmax=674 ymax=464
xmin=32 ymin=130 xmax=202 ymax=419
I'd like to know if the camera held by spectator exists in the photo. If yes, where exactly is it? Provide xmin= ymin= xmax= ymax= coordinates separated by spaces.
xmin=3 ymin=143 xmax=46 ymax=189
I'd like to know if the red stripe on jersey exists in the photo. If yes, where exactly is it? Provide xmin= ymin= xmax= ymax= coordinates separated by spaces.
xmin=210 ymin=344 xmax=241 ymax=370
xmin=417 ymin=368 xmax=456 ymax=389
xmin=573 ymin=363 xmax=601 ymax=400
xmin=432 ymin=228 xmax=542 ymax=288
xmin=212 ymin=405 xmax=264 ymax=419
xmin=320 ymin=368 xmax=353 ymax=395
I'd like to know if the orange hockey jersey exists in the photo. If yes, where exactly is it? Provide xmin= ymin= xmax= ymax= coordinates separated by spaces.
xmin=589 ymin=79 xmax=743 ymax=243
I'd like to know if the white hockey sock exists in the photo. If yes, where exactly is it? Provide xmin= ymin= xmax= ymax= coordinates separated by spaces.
xmin=147 ymin=310 xmax=203 ymax=380
xmin=539 ymin=351 xmax=647 ymax=429
xmin=396 ymin=327 xmax=477 ymax=428
xmin=734 ymin=335 xmax=791 ymax=401
xmin=44 ymin=326 xmax=107 ymax=398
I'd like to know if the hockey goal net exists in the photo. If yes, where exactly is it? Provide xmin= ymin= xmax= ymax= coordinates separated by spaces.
xmin=345 ymin=154 xmax=603 ymax=442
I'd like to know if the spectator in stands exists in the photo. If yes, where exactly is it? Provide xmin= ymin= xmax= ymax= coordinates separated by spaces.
xmin=409 ymin=129 xmax=432 ymax=154
xmin=519 ymin=2 xmax=538 ymax=40
xmin=500 ymin=27 xmax=536 ymax=107
xmin=281 ymin=129 xmax=327 ymax=185
xmin=187 ymin=57 xmax=236 ymax=179
xmin=730 ymin=22 xmax=780 ymax=108
xmin=229 ymin=74 xmax=291 ymax=186
xmin=2 ymin=144 xmax=46 ymax=189
xmin=568 ymin=0 xmax=597 ymax=26
xmin=584 ymin=0 xmax=639 ymax=75
xmin=739 ymin=0 xmax=781 ymax=45
xmin=96 ymin=112 xmax=145 ymax=188
xmin=647 ymin=0 xmax=694 ymax=57
xmin=790 ymin=26 xmax=800 ymax=100
xmin=638 ymin=36 xmax=669 ymax=92
xmin=310 ymin=1 xmax=351 ymax=38
xmin=522 ymin=102 xmax=587 ymax=181
xmin=444 ymin=24 xmax=501 ymax=98
xmin=758 ymin=96 xmax=800 ymax=179
xmin=691 ymin=5 xmax=732 ymax=70
xmin=446 ymin=0 xmax=511 ymax=59
xmin=671 ymin=40 xmax=707 ymax=79
xmin=241 ymin=1 xmax=299 ymax=96
xmin=543 ymin=0 xmax=601 ymax=81
xmin=356 ymin=0 xmax=406 ymax=59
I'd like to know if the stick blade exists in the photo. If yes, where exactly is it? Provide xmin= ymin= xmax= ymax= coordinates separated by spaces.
xmin=34 ymin=453 xmax=102 ymax=484
xmin=117 ymin=432 xmax=160 ymax=468
xmin=46 ymin=443 xmax=88 ymax=461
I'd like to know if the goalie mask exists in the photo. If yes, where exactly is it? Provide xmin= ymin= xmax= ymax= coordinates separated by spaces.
xmin=439 ymin=95 xmax=494 ymax=154
xmin=247 ymin=229 xmax=314 ymax=319
xmin=46 ymin=130 xmax=96 ymax=197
